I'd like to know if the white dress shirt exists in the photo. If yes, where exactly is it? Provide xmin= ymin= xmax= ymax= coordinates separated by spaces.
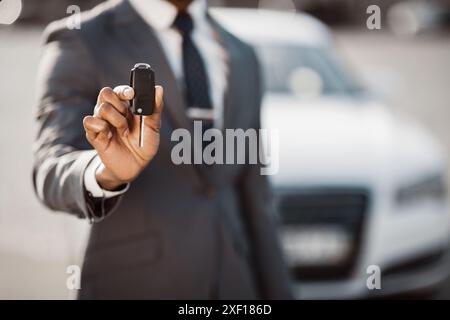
xmin=84 ymin=0 xmax=228 ymax=198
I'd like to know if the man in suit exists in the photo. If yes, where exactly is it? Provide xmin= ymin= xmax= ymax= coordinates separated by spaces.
xmin=33 ymin=0 xmax=292 ymax=299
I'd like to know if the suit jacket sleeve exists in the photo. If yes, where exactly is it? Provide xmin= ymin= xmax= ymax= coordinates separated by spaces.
xmin=238 ymin=47 xmax=293 ymax=299
xmin=32 ymin=22 xmax=121 ymax=222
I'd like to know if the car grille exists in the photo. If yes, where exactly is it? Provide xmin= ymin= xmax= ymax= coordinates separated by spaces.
xmin=276 ymin=188 xmax=370 ymax=281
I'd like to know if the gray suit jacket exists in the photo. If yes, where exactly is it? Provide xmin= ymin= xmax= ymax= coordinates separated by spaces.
xmin=33 ymin=0 xmax=292 ymax=299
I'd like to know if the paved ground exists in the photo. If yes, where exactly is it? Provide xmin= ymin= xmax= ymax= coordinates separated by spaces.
xmin=0 ymin=25 xmax=449 ymax=299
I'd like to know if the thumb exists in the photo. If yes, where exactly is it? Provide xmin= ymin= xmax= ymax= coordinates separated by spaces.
xmin=113 ymin=85 xmax=135 ymax=101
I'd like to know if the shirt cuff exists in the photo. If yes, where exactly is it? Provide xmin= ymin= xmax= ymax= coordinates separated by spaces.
xmin=83 ymin=155 xmax=129 ymax=199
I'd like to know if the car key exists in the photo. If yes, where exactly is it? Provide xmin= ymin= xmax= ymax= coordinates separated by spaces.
xmin=130 ymin=63 xmax=156 ymax=147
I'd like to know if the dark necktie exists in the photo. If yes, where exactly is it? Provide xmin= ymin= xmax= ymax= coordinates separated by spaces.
xmin=173 ymin=11 xmax=214 ymax=153
xmin=173 ymin=12 xmax=213 ymax=117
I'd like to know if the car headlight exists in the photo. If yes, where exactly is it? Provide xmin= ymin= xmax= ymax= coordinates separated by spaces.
xmin=395 ymin=174 xmax=447 ymax=205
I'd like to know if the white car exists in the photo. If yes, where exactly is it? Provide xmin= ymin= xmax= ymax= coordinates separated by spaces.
xmin=211 ymin=8 xmax=450 ymax=299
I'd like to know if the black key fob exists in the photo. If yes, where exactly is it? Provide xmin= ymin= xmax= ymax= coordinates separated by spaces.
xmin=130 ymin=63 xmax=155 ymax=116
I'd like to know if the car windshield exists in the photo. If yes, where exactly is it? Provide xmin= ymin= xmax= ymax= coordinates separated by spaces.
xmin=255 ymin=44 xmax=363 ymax=96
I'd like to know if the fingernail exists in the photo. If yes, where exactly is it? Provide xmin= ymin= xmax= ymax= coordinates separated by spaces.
xmin=123 ymin=87 xmax=133 ymax=98
xmin=107 ymin=131 xmax=113 ymax=139
xmin=123 ymin=128 xmax=129 ymax=137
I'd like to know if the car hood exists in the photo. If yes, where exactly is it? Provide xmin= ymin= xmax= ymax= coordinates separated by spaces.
xmin=262 ymin=94 xmax=445 ymax=188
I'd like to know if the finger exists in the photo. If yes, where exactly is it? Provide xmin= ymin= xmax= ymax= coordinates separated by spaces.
xmin=113 ymin=85 xmax=135 ymax=101
xmin=83 ymin=115 xmax=109 ymax=134
xmin=144 ymin=86 xmax=164 ymax=128
xmin=83 ymin=116 xmax=112 ymax=148
xmin=95 ymin=103 xmax=129 ymax=135
xmin=97 ymin=87 xmax=128 ymax=115
xmin=114 ymin=85 xmax=136 ymax=124
xmin=153 ymin=85 xmax=164 ymax=115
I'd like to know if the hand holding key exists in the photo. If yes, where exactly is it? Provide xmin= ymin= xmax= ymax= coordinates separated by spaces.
xmin=83 ymin=85 xmax=164 ymax=191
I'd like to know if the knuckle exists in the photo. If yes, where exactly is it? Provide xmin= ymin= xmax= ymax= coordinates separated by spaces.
xmin=113 ymin=101 xmax=127 ymax=115
xmin=99 ymin=86 xmax=113 ymax=98
xmin=150 ymin=126 xmax=160 ymax=134
xmin=119 ymin=117 xmax=127 ymax=128
xmin=99 ymin=102 xmax=113 ymax=115
xmin=82 ymin=116 xmax=90 ymax=127
xmin=120 ymin=101 xmax=129 ymax=112
xmin=83 ymin=116 xmax=95 ymax=129
xmin=99 ymin=121 xmax=108 ymax=131
xmin=114 ymin=115 xmax=126 ymax=129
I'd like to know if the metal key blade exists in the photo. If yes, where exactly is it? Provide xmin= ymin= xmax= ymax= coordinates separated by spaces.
xmin=139 ymin=115 xmax=144 ymax=148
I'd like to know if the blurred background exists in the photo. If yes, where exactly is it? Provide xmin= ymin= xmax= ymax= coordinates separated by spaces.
xmin=1 ymin=0 xmax=450 ymax=299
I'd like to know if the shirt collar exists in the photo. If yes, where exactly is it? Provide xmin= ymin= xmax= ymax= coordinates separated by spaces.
xmin=129 ymin=0 xmax=207 ymax=31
